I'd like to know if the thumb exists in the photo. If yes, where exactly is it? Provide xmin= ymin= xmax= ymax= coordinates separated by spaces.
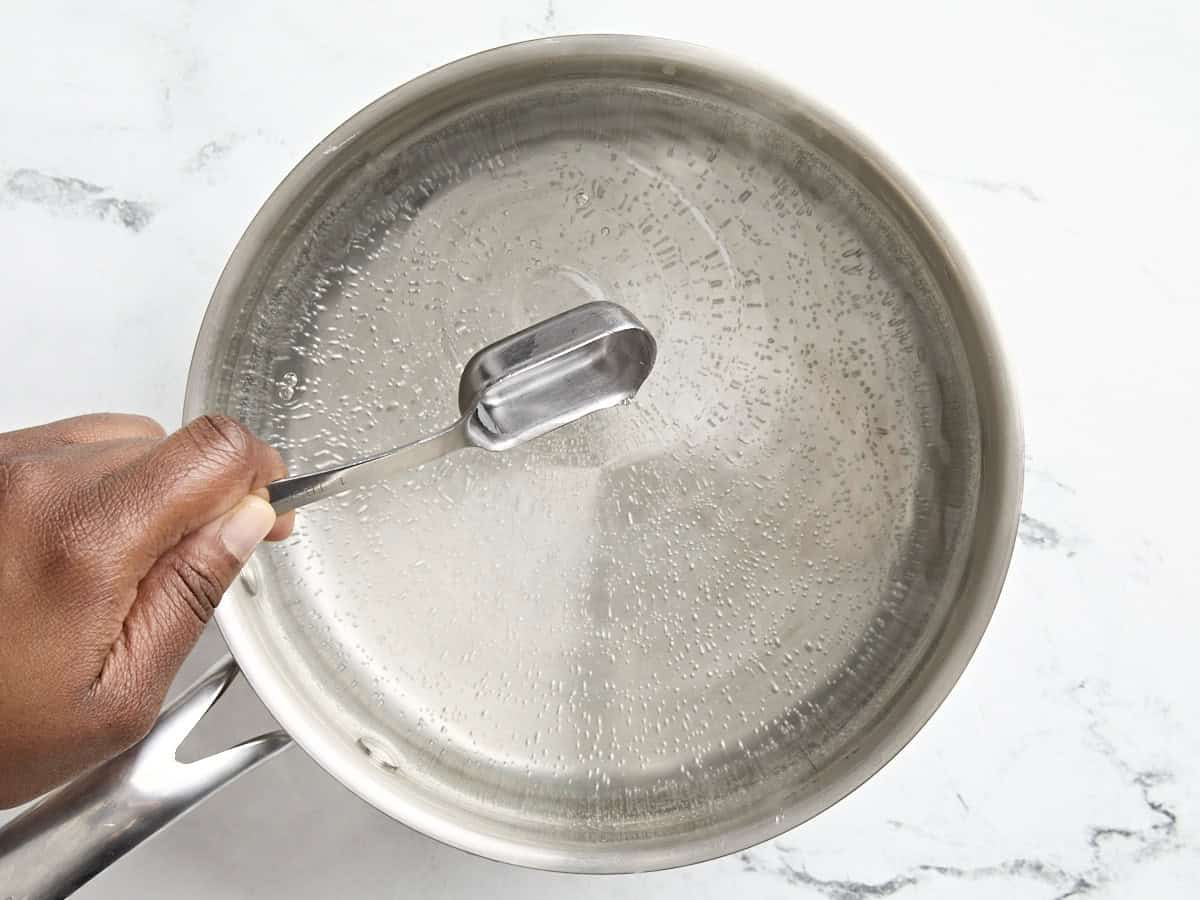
xmin=110 ymin=495 xmax=277 ymax=697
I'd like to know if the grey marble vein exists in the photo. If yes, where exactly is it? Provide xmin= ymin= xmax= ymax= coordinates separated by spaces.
xmin=924 ymin=172 xmax=1042 ymax=203
xmin=184 ymin=139 xmax=234 ymax=172
xmin=739 ymin=851 xmax=1082 ymax=899
xmin=1019 ymin=512 xmax=1062 ymax=548
xmin=3 ymin=169 xmax=153 ymax=231
xmin=735 ymin=682 xmax=1183 ymax=897
xmin=1024 ymin=459 xmax=1077 ymax=495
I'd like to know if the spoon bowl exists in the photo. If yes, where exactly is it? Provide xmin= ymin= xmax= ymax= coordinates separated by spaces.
xmin=460 ymin=301 xmax=657 ymax=450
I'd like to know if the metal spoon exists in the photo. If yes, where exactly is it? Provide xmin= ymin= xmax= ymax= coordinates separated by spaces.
xmin=266 ymin=301 xmax=657 ymax=514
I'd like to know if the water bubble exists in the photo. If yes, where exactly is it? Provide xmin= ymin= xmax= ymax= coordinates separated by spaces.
xmin=276 ymin=371 xmax=299 ymax=401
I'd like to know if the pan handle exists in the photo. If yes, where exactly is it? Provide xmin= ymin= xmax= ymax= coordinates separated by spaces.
xmin=0 ymin=654 xmax=291 ymax=900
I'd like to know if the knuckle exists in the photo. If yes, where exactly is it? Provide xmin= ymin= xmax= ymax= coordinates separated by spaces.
xmin=185 ymin=414 xmax=255 ymax=468
xmin=61 ymin=412 xmax=166 ymax=443
xmin=91 ymin=467 xmax=129 ymax=517
xmin=0 ymin=459 xmax=100 ymax=570
xmin=48 ymin=493 xmax=105 ymax=569
xmin=0 ymin=456 xmax=40 ymax=497
xmin=0 ymin=459 xmax=13 ymax=505
xmin=124 ymin=414 xmax=167 ymax=439
xmin=164 ymin=554 xmax=226 ymax=625
xmin=54 ymin=414 xmax=116 ymax=444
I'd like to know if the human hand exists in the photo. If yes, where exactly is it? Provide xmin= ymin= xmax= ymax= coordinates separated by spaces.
xmin=0 ymin=414 xmax=292 ymax=808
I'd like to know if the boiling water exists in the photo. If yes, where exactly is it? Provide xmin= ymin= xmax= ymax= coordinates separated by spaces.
xmin=214 ymin=80 xmax=980 ymax=837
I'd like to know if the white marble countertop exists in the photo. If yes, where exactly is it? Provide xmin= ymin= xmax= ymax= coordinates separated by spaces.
xmin=2 ymin=1 xmax=1198 ymax=897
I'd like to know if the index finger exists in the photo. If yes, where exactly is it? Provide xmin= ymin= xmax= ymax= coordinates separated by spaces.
xmin=95 ymin=415 xmax=286 ymax=568
xmin=0 ymin=413 xmax=165 ymax=456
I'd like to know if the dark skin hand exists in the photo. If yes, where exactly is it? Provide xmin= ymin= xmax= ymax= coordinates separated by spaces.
xmin=0 ymin=413 xmax=294 ymax=808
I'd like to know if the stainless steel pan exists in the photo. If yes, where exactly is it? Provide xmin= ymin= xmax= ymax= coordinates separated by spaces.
xmin=0 ymin=35 xmax=1022 ymax=897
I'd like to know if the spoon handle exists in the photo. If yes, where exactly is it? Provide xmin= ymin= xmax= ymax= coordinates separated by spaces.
xmin=267 ymin=418 xmax=471 ymax=514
